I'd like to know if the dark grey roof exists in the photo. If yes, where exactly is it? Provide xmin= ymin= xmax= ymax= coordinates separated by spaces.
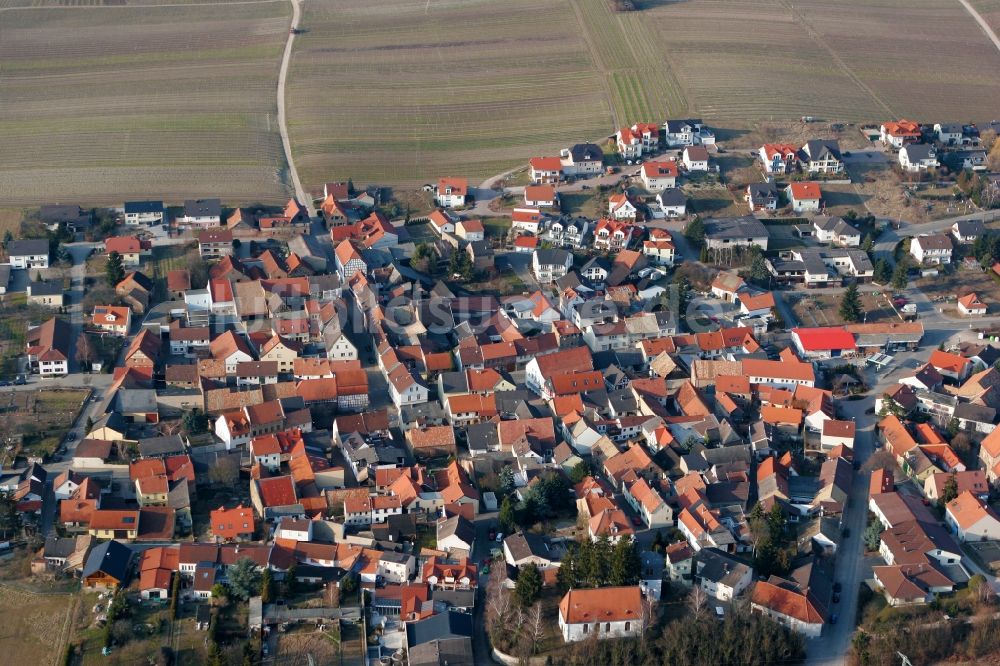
xmin=82 ymin=539 xmax=132 ymax=582
xmin=569 ymin=143 xmax=604 ymax=163
xmin=696 ymin=547 xmax=752 ymax=586
xmin=30 ymin=279 xmax=63 ymax=296
xmin=405 ymin=610 xmax=474 ymax=648
xmin=437 ymin=515 xmax=475 ymax=547
xmin=803 ymin=139 xmax=842 ymax=162
xmin=704 ymin=216 xmax=768 ymax=240
xmin=431 ymin=588 xmax=475 ymax=610
xmin=814 ymin=216 xmax=859 ymax=236
xmin=954 ymin=219 xmax=984 ymax=236
xmin=955 ymin=402 xmax=996 ymax=423
xmin=44 ymin=536 xmax=77 ymax=559
xmin=138 ymin=434 xmax=186 ymax=458
xmin=438 ymin=371 xmax=469 ymax=395
xmin=503 ymin=531 xmax=565 ymax=563
xmin=747 ymin=182 xmax=779 ymax=199
xmin=40 ymin=205 xmax=89 ymax=225
xmin=658 ymin=188 xmax=687 ymax=206
xmin=406 ymin=637 xmax=474 ymax=666
xmin=8 ymin=239 xmax=50 ymax=257
xmin=115 ymin=388 xmax=157 ymax=414
xmin=183 ymin=198 xmax=222 ymax=217
xmin=465 ymin=422 xmax=499 ymax=452
xmin=534 ymin=248 xmax=571 ymax=266
xmin=937 ymin=122 xmax=963 ymax=133
xmin=903 ymin=143 xmax=937 ymax=161
xmin=124 ymin=201 xmax=164 ymax=215
xmin=665 ymin=119 xmax=702 ymax=132
xmin=580 ymin=256 xmax=611 ymax=273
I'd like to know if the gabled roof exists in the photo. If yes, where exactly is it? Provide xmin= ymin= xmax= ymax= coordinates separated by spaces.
xmin=559 ymin=586 xmax=642 ymax=624
xmin=82 ymin=539 xmax=132 ymax=582
xmin=793 ymin=327 xmax=856 ymax=351
xmin=751 ymin=577 xmax=824 ymax=625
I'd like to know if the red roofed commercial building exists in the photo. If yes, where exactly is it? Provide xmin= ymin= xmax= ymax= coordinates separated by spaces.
xmin=558 ymin=586 xmax=644 ymax=642
xmin=210 ymin=505 xmax=255 ymax=541
xmin=751 ymin=577 xmax=825 ymax=637
xmin=742 ymin=358 xmax=815 ymax=389
xmin=791 ymin=327 xmax=856 ymax=360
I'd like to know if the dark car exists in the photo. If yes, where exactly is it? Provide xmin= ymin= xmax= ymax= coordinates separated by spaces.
xmin=833 ymin=593 xmax=841 ymax=604
xmin=833 ymin=582 xmax=842 ymax=593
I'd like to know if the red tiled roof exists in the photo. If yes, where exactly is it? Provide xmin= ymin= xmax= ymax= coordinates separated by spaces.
xmin=793 ymin=327 xmax=856 ymax=351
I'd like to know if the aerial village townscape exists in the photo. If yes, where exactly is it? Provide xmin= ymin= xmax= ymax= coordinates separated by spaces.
xmin=2 ymin=115 xmax=1000 ymax=666
xmin=6 ymin=1 xmax=1000 ymax=666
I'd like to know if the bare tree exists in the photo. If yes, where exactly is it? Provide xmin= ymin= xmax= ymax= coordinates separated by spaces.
xmin=522 ymin=602 xmax=546 ymax=657
xmin=687 ymin=584 xmax=708 ymax=618
xmin=639 ymin=593 xmax=657 ymax=636
xmin=75 ymin=334 xmax=95 ymax=368
xmin=208 ymin=455 xmax=240 ymax=487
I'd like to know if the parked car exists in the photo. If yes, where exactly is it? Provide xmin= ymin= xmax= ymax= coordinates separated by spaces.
xmin=833 ymin=582 xmax=842 ymax=593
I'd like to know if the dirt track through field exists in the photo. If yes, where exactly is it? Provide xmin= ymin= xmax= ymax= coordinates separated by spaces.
xmin=956 ymin=0 xmax=1000 ymax=53
xmin=778 ymin=0 xmax=896 ymax=118
xmin=567 ymin=0 xmax=620 ymax=129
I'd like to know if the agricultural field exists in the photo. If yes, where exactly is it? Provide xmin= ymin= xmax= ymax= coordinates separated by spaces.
xmin=0 ymin=1 xmax=292 ymax=206
xmin=0 ymin=584 xmax=76 ymax=666
xmin=646 ymin=0 xmax=1000 ymax=124
xmin=970 ymin=0 xmax=1000 ymax=33
xmin=286 ymin=0 xmax=615 ymax=188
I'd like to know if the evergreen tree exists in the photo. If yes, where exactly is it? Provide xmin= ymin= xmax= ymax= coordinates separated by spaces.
xmin=226 ymin=558 xmax=260 ymax=601
xmin=891 ymin=262 xmax=909 ymax=289
xmin=0 ymin=492 xmax=21 ymax=539
xmin=747 ymin=247 xmax=770 ymax=287
xmin=839 ymin=282 xmax=862 ymax=322
xmin=260 ymin=569 xmax=273 ymax=604
xmin=556 ymin=547 xmax=576 ymax=593
xmin=105 ymin=251 xmax=125 ymax=286
xmin=862 ymin=233 xmax=875 ymax=252
xmin=514 ymin=563 xmax=542 ymax=607
xmin=873 ymin=258 xmax=892 ymax=284
xmin=568 ymin=460 xmax=591 ymax=484
xmin=684 ymin=217 xmax=705 ymax=245
xmin=941 ymin=474 xmax=959 ymax=504
xmin=498 ymin=495 xmax=517 ymax=534
xmin=608 ymin=537 xmax=641 ymax=586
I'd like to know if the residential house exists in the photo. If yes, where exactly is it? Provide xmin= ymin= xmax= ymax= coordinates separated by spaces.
xmin=952 ymin=219 xmax=984 ymax=243
xmin=616 ymin=123 xmax=659 ymax=159
xmin=880 ymin=120 xmax=922 ymax=147
xmin=945 ymin=491 xmax=1000 ymax=542
xmin=813 ymin=216 xmax=861 ymax=247
xmin=786 ymin=183 xmax=821 ymax=213
xmin=562 ymin=143 xmax=604 ymax=176
xmin=91 ymin=305 xmax=131 ymax=336
xmin=436 ymin=178 xmax=468 ymax=208
xmin=198 ymin=229 xmax=234 ymax=259
xmin=7 ymin=239 xmax=50 ymax=269
xmin=801 ymin=140 xmax=843 ymax=174
xmin=958 ymin=293 xmax=987 ymax=316
xmin=180 ymin=199 xmax=222 ymax=228
xmin=909 ymin=235 xmax=952 ymax=265
xmin=27 ymin=280 xmax=64 ymax=307
xmin=759 ymin=144 xmax=799 ymax=174
xmin=529 ymin=157 xmax=564 ymax=184
xmin=655 ymin=189 xmax=687 ymax=218
xmin=899 ymin=144 xmax=939 ymax=172
xmin=751 ymin=577 xmax=825 ymax=637
xmin=704 ymin=216 xmax=769 ymax=251
xmin=532 ymin=249 xmax=573 ymax=284
xmin=25 ymin=317 xmax=71 ymax=376
xmin=640 ymin=161 xmax=679 ymax=191
xmin=105 ymin=236 xmax=150 ymax=267
xmin=695 ymin=548 xmax=753 ymax=601
xmin=746 ymin=183 xmax=780 ymax=212
xmin=664 ymin=119 xmax=713 ymax=147
xmin=524 ymin=185 xmax=559 ymax=208
xmin=123 ymin=200 xmax=164 ymax=226
xmin=682 ymin=146 xmax=709 ymax=171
